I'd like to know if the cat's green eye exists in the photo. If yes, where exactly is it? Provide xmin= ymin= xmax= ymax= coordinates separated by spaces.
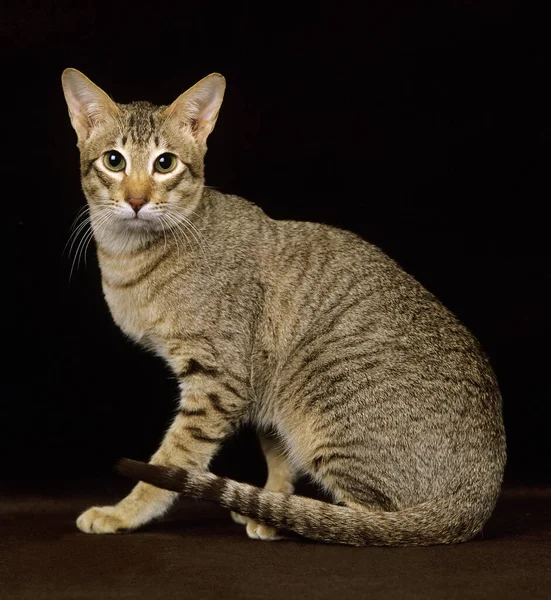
xmin=154 ymin=153 xmax=177 ymax=174
xmin=103 ymin=151 xmax=126 ymax=172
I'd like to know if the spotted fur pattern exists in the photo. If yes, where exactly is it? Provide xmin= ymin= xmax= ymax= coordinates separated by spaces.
xmin=62 ymin=69 xmax=506 ymax=545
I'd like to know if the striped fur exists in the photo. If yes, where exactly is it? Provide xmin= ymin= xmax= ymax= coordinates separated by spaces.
xmin=62 ymin=69 xmax=506 ymax=545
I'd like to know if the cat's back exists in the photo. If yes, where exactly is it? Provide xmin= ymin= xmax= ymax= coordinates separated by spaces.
xmin=205 ymin=190 xmax=488 ymax=365
xmin=205 ymin=188 xmax=413 ymax=302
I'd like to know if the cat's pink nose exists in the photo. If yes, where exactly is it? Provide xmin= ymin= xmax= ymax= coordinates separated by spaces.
xmin=127 ymin=197 xmax=148 ymax=214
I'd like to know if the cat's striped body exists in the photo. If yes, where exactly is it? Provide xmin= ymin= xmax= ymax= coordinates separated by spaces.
xmin=62 ymin=69 xmax=506 ymax=545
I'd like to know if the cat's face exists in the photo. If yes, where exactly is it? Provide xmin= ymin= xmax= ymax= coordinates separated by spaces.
xmin=62 ymin=69 xmax=225 ymax=247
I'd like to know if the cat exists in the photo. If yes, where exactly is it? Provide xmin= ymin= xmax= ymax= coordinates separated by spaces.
xmin=61 ymin=68 xmax=506 ymax=546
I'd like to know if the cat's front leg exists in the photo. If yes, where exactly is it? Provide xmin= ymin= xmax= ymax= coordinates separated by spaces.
xmin=77 ymin=365 xmax=246 ymax=534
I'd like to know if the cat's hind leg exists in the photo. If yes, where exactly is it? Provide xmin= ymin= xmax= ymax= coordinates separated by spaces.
xmin=232 ymin=431 xmax=295 ymax=540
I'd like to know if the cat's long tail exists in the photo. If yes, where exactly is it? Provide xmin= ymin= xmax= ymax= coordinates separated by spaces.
xmin=116 ymin=458 xmax=489 ymax=547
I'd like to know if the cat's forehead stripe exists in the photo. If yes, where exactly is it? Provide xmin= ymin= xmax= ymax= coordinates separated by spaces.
xmin=121 ymin=102 xmax=162 ymax=145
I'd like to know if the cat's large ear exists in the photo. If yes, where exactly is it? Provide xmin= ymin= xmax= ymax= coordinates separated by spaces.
xmin=162 ymin=73 xmax=226 ymax=146
xmin=61 ymin=68 xmax=120 ymax=145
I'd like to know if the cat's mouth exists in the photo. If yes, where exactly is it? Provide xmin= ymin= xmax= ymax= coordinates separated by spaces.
xmin=125 ymin=215 xmax=154 ymax=227
xmin=117 ymin=210 xmax=165 ymax=233
xmin=109 ymin=204 xmax=173 ymax=234
xmin=121 ymin=210 xmax=156 ymax=224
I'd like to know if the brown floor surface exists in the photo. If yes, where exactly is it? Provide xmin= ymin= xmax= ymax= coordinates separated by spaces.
xmin=1 ymin=482 xmax=550 ymax=599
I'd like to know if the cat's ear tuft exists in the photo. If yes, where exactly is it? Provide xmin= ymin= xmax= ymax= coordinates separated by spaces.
xmin=61 ymin=68 xmax=120 ymax=144
xmin=163 ymin=73 xmax=226 ymax=146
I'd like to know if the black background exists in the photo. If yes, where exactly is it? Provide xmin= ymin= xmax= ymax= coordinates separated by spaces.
xmin=4 ymin=2 xmax=549 ymax=487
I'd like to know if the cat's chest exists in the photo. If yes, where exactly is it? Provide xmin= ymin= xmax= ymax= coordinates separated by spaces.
xmin=102 ymin=281 xmax=164 ymax=347
xmin=97 ymin=248 xmax=175 ymax=345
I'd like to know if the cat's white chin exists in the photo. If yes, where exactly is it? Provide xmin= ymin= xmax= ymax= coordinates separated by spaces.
xmin=119 ymin=214 xmax=163 ymax=232
xmin=96 ymin=219 xmax=163 ymax=255
xmin=124 ymin=216 xmax=153 ymax=226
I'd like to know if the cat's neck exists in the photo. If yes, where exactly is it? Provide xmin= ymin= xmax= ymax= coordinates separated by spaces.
xmin=95 ymin=230 xmax=170 ymax=288
xmin=93 ymin=217 xmax=162 ymax=256
xmin=92 ymin=197 xmax=210 ymax=288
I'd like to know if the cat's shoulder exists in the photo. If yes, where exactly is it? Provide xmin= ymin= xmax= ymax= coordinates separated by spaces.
xmin=203 ymin=188 xmax=267 ymax=222
xmin=204 ymin=188 xmax=382 ymax=255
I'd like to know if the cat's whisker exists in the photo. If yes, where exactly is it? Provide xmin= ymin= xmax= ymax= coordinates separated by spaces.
xmin=161 ymin=211 xmax=196 ymax=269
xmin=180 ymin=216 xmax=213 ymax=276
xmin=92 ymin=212 xmax=116 ymax=252
xmin=158 ymin=213 xmax=168 ymax=254
xmin=166 ymin=209 xmax=212 ymax=275
xmin=69 ymin=223 xmax=92 ymax=282
xmin=166 ymin=212 xmax=199 ymax=248
xmin=73 ymin=220 xmax=98 ymax=275
xmin=64 ymin=205 xmax=96 ymax=258
xmin=157 ymin=214 xmax=176 ymax=259
xmin=170 ymin=213 xmax=205 ymax=273
xmin=69 ymin=209 xmax=112 ymax=281
xmin=165 ymin=213 xmax=188 ymax=264
xmin=183 ymin=205 xmax=208 ymax=224
xmin=79 ymin=227 xmax=96 ymax=270
xmin=69 ymin=205 xmax=90 ymax=229
xmin=67 ymin=212 xmax=104 ymax=279
xmin=65 ymin=215 xmax=92 ymax=260
xmin=84 ymin=211 xmax=114 ymax=267
xmin=177 ymin=210 xmax=207 ymax=242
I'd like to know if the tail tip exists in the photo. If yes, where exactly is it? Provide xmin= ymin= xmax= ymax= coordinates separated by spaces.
xmin=115 ymin=457 xmax=147 ymax=480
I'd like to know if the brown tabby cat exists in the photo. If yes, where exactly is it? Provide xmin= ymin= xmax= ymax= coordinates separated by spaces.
xmin=62 ymin=68 xmax=506 ymax=546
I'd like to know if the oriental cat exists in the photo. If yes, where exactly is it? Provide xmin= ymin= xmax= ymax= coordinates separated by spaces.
xmin=62 ymin=69 xmax=505 ymax=546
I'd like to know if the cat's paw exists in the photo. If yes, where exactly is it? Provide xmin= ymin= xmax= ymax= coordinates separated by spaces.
xmin=231 ymin=511 xmax=281 ymax=540
xmin=76 ymin=506 xmax=131 ymax=534
xmin=245 ymin=519 xmax=282 ymax=541
xmin=230 ymin=511 xmax=248 ymax=525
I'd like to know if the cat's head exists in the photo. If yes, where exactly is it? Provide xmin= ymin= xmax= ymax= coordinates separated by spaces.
xmin=62 ymin=69 xmax=225 ymax=250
